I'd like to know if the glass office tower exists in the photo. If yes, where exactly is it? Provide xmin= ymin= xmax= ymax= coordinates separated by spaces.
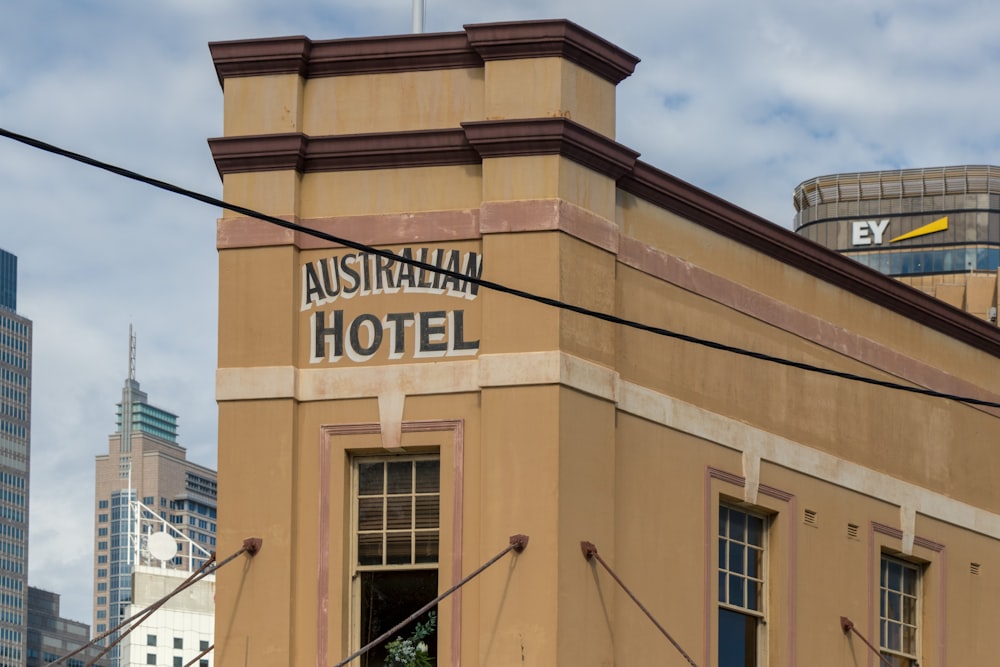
xmin=0 ymin=248 xmax=31 ymax=666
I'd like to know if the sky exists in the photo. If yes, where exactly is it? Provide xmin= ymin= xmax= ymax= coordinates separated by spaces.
xmin=4 ymin=0 xmax=1000 ymax=627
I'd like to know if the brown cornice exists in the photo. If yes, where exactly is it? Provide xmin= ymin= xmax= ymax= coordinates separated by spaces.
xmin=464 ymin=19 xmax=640 ymax=84
xmin=462 ymin=118 xmax=639 ymax=180
xmin=307 ymin=33 xmax=482 ymax=76
xmin=208 ymin=133 xmax=307 ymax=174
xmin=210 ymin=32 xmax=479 ymax=84
xmin=304 ymin=129 xmax=477 ymax=171
xmin=619 ymin=160 xmax=1000 ymax=357
xmin=209 ymin=36 xmax=311 ymax=84
xmin=208 ymin=129 xmax=477 ymax=176
xmin=209 ymin=19 xmax=639 ymax=85
xmin=210 ymin=120 xmax=636 ymax=179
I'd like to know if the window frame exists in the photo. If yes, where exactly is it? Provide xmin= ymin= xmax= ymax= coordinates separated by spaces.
xmin=349 ymin=453 xmax=441 ymax=666
xmin=878 ymin=553 xmax=921 ymax=666
xmin=717 ymin=501 xmax=768 ymax=666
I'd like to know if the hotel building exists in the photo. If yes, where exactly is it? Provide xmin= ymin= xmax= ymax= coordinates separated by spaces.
xmin=208 ymin=20 xmax=1000 ymax=667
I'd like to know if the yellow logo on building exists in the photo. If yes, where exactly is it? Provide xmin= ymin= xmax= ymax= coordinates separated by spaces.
xmin=888 ymin=216 xmax=948 ymax=243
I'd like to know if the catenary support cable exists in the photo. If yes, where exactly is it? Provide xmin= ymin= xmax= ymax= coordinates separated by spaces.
xmin=581 ymin=541 xmax=700 ymax=667
xmin=47 ymin=537 xmax=262 ymax=667
xmin=840 ymin=616 xmax=894 ymax=667
xmin=333 ymin=534 xmax=528 ymax=667
xmin=183 ymin=643 xmax=214 ymax=667
xmin=2 ymin=128 xmax=1000 ymax=411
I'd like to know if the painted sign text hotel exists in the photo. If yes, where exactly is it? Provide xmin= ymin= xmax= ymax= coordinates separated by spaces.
xmin=302 ymin=246 xmax=482 ymax=364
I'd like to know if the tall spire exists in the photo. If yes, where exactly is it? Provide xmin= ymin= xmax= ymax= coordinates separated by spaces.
xmin=121 ymin=325 xmax=136 ymax=454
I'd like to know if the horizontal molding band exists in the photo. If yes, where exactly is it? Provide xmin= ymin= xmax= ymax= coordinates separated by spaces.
xmin=209 ymin=20 xmax=638 ymax=84
xmin=209 ymin=118 xmax=636 ymax=179
xmin=217 ymin=352 xmax=1000 ymax=543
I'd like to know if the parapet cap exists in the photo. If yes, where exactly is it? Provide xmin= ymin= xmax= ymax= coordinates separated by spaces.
xmin=209 ymin=19 xmax=639 ymax=85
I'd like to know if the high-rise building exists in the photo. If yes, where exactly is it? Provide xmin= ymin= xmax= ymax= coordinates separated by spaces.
xmin=0 ymin=248 xmax=31 ymax=667
xmin=25 ymin=587 xmax=108 ymax=667
xmin=793 ymin=166 xmax=1000 ymax=322
xmin=93 ymin=332 xmax=217 ymax=667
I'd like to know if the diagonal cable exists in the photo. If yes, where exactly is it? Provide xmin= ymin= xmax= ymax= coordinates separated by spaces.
xmin=47 ymin=538 xmax=262 ymax=667
xmin=581 ymin=541 xmax=699 ymax=667
xmin=2 ymin=127 xmax=1000 ymax=410
xmin=333 ymin=534 xmax=528 ymax=667
xmin=840 ymin=616 xmax=894 ymax=667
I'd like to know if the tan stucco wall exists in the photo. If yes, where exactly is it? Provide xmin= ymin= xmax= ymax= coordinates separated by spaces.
xmin=212 ymin=21 xmax=1000 ymax=667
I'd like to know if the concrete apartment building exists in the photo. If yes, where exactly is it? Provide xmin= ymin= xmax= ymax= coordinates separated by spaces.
xmin=0 ymin=248 xmax=30 ymax=667
xmin=93 ymin=363 xmax=217 ymax=667
xmin=207 ymin=19 xmax=1000 ymax=667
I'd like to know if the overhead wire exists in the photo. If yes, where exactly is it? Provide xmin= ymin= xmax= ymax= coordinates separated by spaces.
xmin=3 ymin=126 xmax=1000 ymax=410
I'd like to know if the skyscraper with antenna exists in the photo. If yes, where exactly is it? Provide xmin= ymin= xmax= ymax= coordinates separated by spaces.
xmin=93 ymin=329 xmax=217 ymax=667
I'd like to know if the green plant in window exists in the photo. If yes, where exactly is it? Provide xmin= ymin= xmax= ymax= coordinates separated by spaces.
xmin=384 ymin=612 xmax=436 ymax=667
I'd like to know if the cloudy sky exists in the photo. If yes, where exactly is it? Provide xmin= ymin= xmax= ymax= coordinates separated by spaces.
xmin=3 ymin=0 xmax=1000 ymax=626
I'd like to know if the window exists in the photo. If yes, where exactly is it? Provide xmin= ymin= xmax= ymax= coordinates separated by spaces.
xmin=146 ymin=654 xmax=156 ymax=665
xmin=147 ymin=634 xmax=157 ymax=646
xmin=174 ymin=637 xmax=183 ymax=649
xmin=880 ymin=555 xmax=920 ymax=667
xmin=718 ymin=504 xmax=765 ymax=667
xmin=200 ymin=640 xmax=209 ymax=651
xmin=353 ymin=456 xmax=440 ymax=667
xmin=173 ymin=657 xmax=183 ymax=667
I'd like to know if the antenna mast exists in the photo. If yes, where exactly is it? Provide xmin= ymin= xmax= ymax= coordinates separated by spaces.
xmin=412 ymin=0 xmax=424 ymax=33
xmin=124 ymin=325 xmax=137 ymax=565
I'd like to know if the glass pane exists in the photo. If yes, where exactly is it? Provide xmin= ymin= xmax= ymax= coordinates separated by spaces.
xmin=730 ymin=511 xmax=746 ymax=542
xmin=386 ymin=532 xmax=412 ymax=565
xmin=357 ymin=498 xmax=384 ymax=531
xmin=414 ymin=531 xmax=439 ymax=563
xmin=902 ymin=566 xmax=916 ymax=595
xmin=386 ymin=496 xmax=413 ymax=530
xmin=729 ymin=543 xmax=745 ymax=575
xmin=902 ymin=595 xmax=916 ymax=624
xmin=359 ymin=570 xmax=438 ymax=667
xmin=719 ymin=506 xmax=729 ymax=536
xmin=718 ymin=572 xmax=727 ymax=603
xmin=747 ymin=515 xmax=763 ymax=546
xmin=728 ymin=575 xmax=744 ymax=608
xmin=415 ymin=460 xmax=440 ymax=493
xmin=887 ymin=592 xmax=901 ymax=621
xmin=886 ymin=621 xmax=901 ymax=650
xmin=718 ymin=538 xmax=727 ymax=570
xmin=718 ymin=608 xmax=757 ymax=667
xmin=902 ymin=625 xmax=916 ymax=653
xmin=358 ymin=463 xmax=383 ymax=496
xmin=747 ymin=547 xmax=760 ymax=579
xmin=887 ymin=561 xmax=901 ymax=592
xmin=415 ymin=496 xmax=439 ymax=528
xmin=358 ymin=533 xmax=382 ymax=566
xmin=747 ymin=580 xmax=759 ymax=612
xmin=386 ymin=461 xmax=412 ymax=495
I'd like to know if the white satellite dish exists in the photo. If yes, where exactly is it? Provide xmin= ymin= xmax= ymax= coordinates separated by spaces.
xmin=148 ymin=531 xmax=177 ymax=562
